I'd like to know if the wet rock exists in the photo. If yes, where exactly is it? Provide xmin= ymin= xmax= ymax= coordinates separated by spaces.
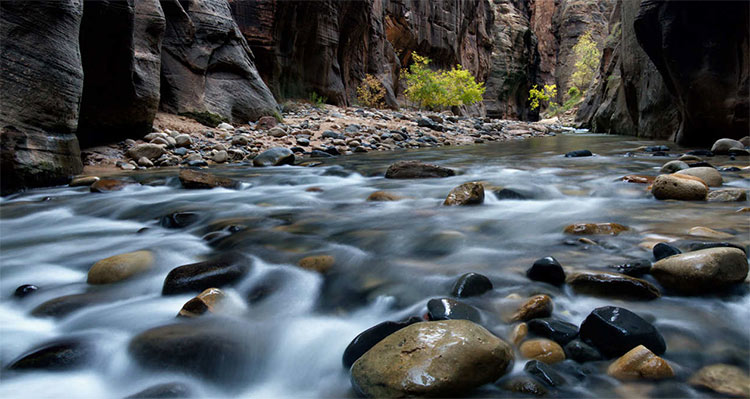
xmin=90 ymin=179 xmax=134 ymax=193
xmin=520 ymin=339 xmax=566 ymax=364
xmin=6 ymin=339 xmax=93 ymax=370
xmin=651 ymin=247 xmax=748 ymax=294
xmin=510 ymin=323 xmax=528 ymax=346
xmin=451 ymin=272 xmax=493 ymax=298
xmin=500 ymin=376 xmax=549 ymax=396
xmin=366 ymin=191 xmax=403 ymax=202
xmin=526 ymin=256 xmax=565 ymax=285
xmin=253 ymin=147 xmax=295 ymax=167
xmin=494 ymin=188 xmax=529 ymax=200
xmin=162 ymin=253 xmax=250 ymax=295
xmin=350 ymin=320 xmax=513 ymax=397
xmin=685 ymin=150 xmax=714 ymax=157
xmin=127 ymin=143 xmax=166 ymax=160
xmin=567 ymin=271 xmax=661 ymax=300
xmin=686 ymin=242 xmax=746 ymax=254
xmin=689 ymin=364 xmax=750 ymax=398
xmin=512 ymin=295 xmax=553 ymax=322
xmin=651 ymin=174 xmax=708 ymax=200
xmin=175 ymin=134 xmax=192 ymax=148
xmin=564 ymin=150 xmax=592 ymax=158
xmin=444 ymin=182 xmax=484 ymax=206
xmin=653 ymin=243 xmax=681 ymax=261
xmin=31 ymin=292 xmax=105 ymax=318
xmin=297 ymin=255 xmax=334 ymax=273
xmin=688 ymin=226 xmax=733 ymax=239
xmin=660 ymin=160 xmax=689 ymax=173
xmin=87 ymin=250 xmax=154 ymax=284
xmin=267 ymin=127 xmax=286 ymax=137
xmin=384 ymin=161 xmax=455 ymax=179
xmin=564 ymin=339 xmax=603 ymax=363
xmin=525 ymin=360 xmax=566 ymax=387
xmin=711 ymin=138 xmax=745 ymax=154
xmin=128 ymin=321 xmax=251 ymax=383
xmin=608 ymin=260 xmax=652 ymax=277
xmin=427 ymin=298 xmax=481 ymax=323
xmin=579 ymin=306 xmax=666 ymax=358
xmin=13 ymin=284 xmax=38 ymax=298
xmin=675 ymin=167 xmax=723 ymax=187
xmin=563 ymin=223 xmax=629 ymax=235
xmin=527 ymin=318 xmax=579 ymax=346
xmin=211 ymin=150 xmax=228 ymax=163
xmin=707 ymin=188 xmax=747 ymax=202
xmin=159 ymin=212 xmax=199 ymax=229
xmin=137 ymin=157 xmax=154 ymax=167
xmin=416 ymin=117 xmax=443 ymax=132
xmin=620 ymin=175 xmax=655 ymax=184
xmin=177 ymin=288 xmax=226 ymax=318
xmin=69 ymin=176 xmax=99 ymax=187
xmin=178 ymin=169 xmax=239 ymax=190
xmin=125 ymin=382 xmax=192 ymax=399
xmin=607 ymin=345 xmax=674 ymax=380
xmin=309 ymin=150 xmax=333 ymax=158
xmin=341 ymin=317 xmax=423 ymax=369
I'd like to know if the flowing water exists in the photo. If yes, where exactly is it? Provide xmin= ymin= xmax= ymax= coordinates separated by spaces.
xmin=1 ymin=134 xmax=748 ymax=398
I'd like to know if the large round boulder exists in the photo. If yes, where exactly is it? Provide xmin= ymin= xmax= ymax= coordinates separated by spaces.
xmin=675 ymin=167 xmax=723 ymax=186
xmin=444 ymin=182 xmax=484 ymax=206
xmin=651 ymin=247 xmax=748 ymax=294
xmin=87 ymin=250 xmax=154 ymax=284
xmin=711 ymin=138 xmax=744 ymax=154
xmin=579 ymin=306 xmax=666 ymax=358
xmin=350 ymin=320 xmax=513 ymax=397
xmin=651 ymin=174 xmax=708 ymax=200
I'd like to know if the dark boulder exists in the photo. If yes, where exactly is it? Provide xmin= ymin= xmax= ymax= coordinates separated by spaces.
xmin=427 ymin=298 xmax=481 ymax=323
xmin=527 ymin=318 xmax=579 ymax=345
xmin=162 ymin=252 xmax=251 ymax=295
xmin=451 ymin=272 xmax=493 ymax=298
xmin=566 ymin=271 xmax=661 ymax=300
xmin=6 ymin=339 xmax=94 ymax=370
xmin=653 ymin=243 xmax=681 ymax=261
xmin=252 ymin=147 xmax=295 ymax=167
xmin=179 ymin=169 xmax=239 ymax=189
xmin=384 ymin=161 xmax=455 ymax=179
xmin=125 ymin=382 xmax=193 ymax=399
xmin=341 ymin=317 xmax=422 ymax=369
xmin=159 ymin=212 xmax=199 ymax=229
xmin=607 ymin=259 xmax=652 ymax=277
xmin=564 ymin=150 xmax=592 ymax=158
xmin=524 ymin=360 xmax=566 ymax=387
xmin=563 ymin=339 xmax=603 ymax=363
xmin=526 ymin=256 xmax=565 ymax=285
xmin=579 ymin=306 xmax=666 ymax=358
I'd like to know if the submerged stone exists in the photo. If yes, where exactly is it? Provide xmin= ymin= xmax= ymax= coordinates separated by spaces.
xmin=384 ymin=160 xmax=455 ymax=179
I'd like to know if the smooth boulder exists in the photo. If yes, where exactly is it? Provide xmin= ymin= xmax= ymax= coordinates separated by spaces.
xmin=252 ymin=147 xmax=294 ymax=167
xmin=443 ymin=182 xmax=484 ymax=206
xmin=660 ymin=160 xmax=689 ymax=174
xmin=384 ymin=161 xmax=455 ymax=179
xmin=350 ymin=320 xmax=513 ymax=397
xmin=579 ymin=306 xmax=666 ymax=358
xmin=711 ymin=138 xmax=745 ymax=154
xmin=526 ymin=256 xmax=565 ymax=285
xmin=707 ymin=188 xmax=747 ymax=202
xmin=651 ymin=247 xmax=748 ymax=294
xmin=607 ymin=345 xmax=674 ymax=380
xmin=689 ymin=364 xmax=750 ymax=398
xmin=451 ymin=272 xmax=493 ymax=298
xmin=519 ymin=339 xmax=566 ymax=364
xmin=162 ymin=253 xmax=250 ymax=295
xmin=566 ymin=271 xmax=661 ymax=300
xmin=675 ymin=167 xmax=722 ymax=187
xmin=427 ymin=298 xmax=481 ymax=323
xmin=87 ymin=250 xmax=154 ymax=284
xmin=342 ymin=317 xmax=422 ymax=369
xmin=179 ymin=169 xmax=239 ymax=189
xmin=651 ymin=174 xmax=708 ymax=200
xmin=6 ymin=339 xmax=93 ymax=370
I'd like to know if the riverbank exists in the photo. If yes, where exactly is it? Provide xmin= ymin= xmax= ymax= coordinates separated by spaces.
xmin=79 ymin=103 xmax=573 ymax=175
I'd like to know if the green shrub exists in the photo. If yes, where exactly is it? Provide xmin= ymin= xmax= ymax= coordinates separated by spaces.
xmin=308 ymin=92 xmax=327 ymax=108
xmin=402 ymin=53 xmax=485 ymax=110
xmin=179 ymin=111 xmax=228 ymax=127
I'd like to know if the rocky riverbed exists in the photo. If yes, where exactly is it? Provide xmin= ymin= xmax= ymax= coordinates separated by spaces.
xmin=1 ymin=133 xmax=749 ymax=398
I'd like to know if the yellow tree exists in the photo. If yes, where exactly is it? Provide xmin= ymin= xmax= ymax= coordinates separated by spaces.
xmin=570 ymin=31 xmax=601 ymax=92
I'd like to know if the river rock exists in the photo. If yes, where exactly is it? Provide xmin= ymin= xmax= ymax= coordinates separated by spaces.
xmin=620 ymin=175 xmax=655 ymax=184
xmin=350 ymin=320 xmax=513 ymax=397
xmin=711 ymin=138 xmax=745 ymax=154
xmin=651 ymin=247 xmax=748 ymax=294
xmin=256 ymin=115 xmax=278 ymax=130
xmin=563 ymin=339 xmax=603 ymax=363
xmin=500 ymin=376 xmax=549 ymax=396
xmin=297 ymin=255 xmax=334 ymax=273
xmin=31 ymin=292 xmax=105 ymax=318
xmin=384 ymin=161 xmax=455 ymax=179
xmin=493 ymin=188 xmax=530 ymax=200
xmin=564 ymin=150 xmax=592 ymax=157
xmin=608 ymin=260 xmax=652 ymax=277
xmin=90 ymin=179 xmax=134 ymax=193
xmin=451 ymin=272 xmax=493 ymax=298
xmin=526 ymin=256 xmax=565 ymax=285
xmin=128 ymin=321 xmax=251 ymax=383
xmin=707 ymin=188 xmax=747 ymax=202
xmin=159 ymin=212 xmax=199 ymax=229
xmin=607 ymin=345 xmax=674 ymax=380
xmin=6 ymin=339 xmax=94 ymax=370
xmin=524 ymin=360 xmax=566 ymax=387
xmin=177 ymin=288 xmax=226 ymax=318
xmin=127 ymin=143 xmax=166 ymax=160
xmin=444 ymin=182 xmax=484 ymax=206
xmin=687 ymin=226 xmax=733 ymax=239
xmin=651 ymin=174 xmax=708 ymax=200
xmin=211 ymin=150 xmax=228 ymax=163
xmin=178 ymin=169 xmax=239 ymax=189
xmin=675 ymin=167 xmax=723 ymax=187
xmin=660 ymin=160 xmax=689 ymax=173
xmin=510 ymin=323 xmax=528 ymax=346
xmin=566 ymin=271 xmax=661 ymax=300
xmin=14 ymin=284 xmax=38 ymax=298
xmin=579 ymin=306 xmax=666 ymax=358
xmin=342 ymin=317 xmax=423 ymax=369
xmin=427 ymin=298 xmax=481 ymax=323
xmin=519 ymin=339 xmax=566 ymax=364
xmin=366 ymin=191 xmax=403 ymax=201
xmin=527 ymin=318 xmax=579 ymax=345
xmin=162 ymin=253 xmax=250 ymax=295
xmin=69 ymin=176 xmax=99 ymax=187
xmin=87 ymin=250 xmax=154 ymax=284
xmin=563 ymin=223 xmax=629 ymax=235
xmin=253 ymin=147 xmax=295 ymax=167
xmin=687 ymin=242 xmax=746 ymax=254
xmin=653 ymin=243 xmax=681 ymax=261
xmin=689 ymin=364 xmax=750 ymax=398
xmin=125 ymin=382 xmax=192 ymax=399
xmin=511 ymin=295 xmax=553 ymax=322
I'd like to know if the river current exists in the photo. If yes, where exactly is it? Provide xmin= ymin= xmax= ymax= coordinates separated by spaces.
xmin=1 ymin=134 xmax=748 ymax=398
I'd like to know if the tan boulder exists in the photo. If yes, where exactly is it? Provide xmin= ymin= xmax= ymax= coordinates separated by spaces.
xmin=519 ymin=339 xmax=565 ymax=364
xmin=444 ymin=182 xmax=485 ymax=206
xmin=298 ymin=255 xmax=335 ymax=273
xmin=511 ymin=295 xmax=553 ymax=322
xmin=651 ymin=248 xmax=748 ymax=294
xmin=689 ymin=364 xmax=750 ymax=398
xmin=675 ymin=167 xmax=722 ymax=186
xmin=178 ymin=288 xmax=226 ymax=318
xmin=607 ymin=345 xmax=674 ymax=380
xmin=367 ymin=191 xmax=403 ymax=201
xmin=651 ymin=174 xmax=708 ymax=200
xmin=87 ymin=250 xmax=154 ymax=284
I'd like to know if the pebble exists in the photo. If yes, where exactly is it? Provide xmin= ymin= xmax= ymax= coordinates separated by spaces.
xmin=563 ymin=339 xmax=603 ymax=363
xmin=177 ymin=287 xmax=226 ymax=318
xmin=520 ymin=339 xmax=566 ymax=364
xmin=212 ymin=150 xmax=228 ymax=163
xmin=524 ymin=360 xmax=566 ymax=386
xmin=159 ymin=211 xmax=199 ymax=228
xmin=90 ymin=179 xmax=134 ymax=193
xmin=494 ymin=188 xmax=529 ymax=199
xmin=688 ymin=226 xmax=733 ymax=239
xmin=607 ymin=259 xmax=652 ymax=276
xmin=366 ymin=191 xmax=403 ymax=201
xmin=14 ymin=284 xmax=38 ymax=298
xmin=500 ymin=376 xmax=549 ymax=396
xmin=137 ymin=157 xmax=154 ymax=167
xmin=707 ymin=188 xmax=747 ymax=202
xmin=511 ymin=295 xmax=553 ymax=322
xmin=651 ymin=247 xmax=748 ymax=294
xmin=87 ymin=250 xmax=154 ymax=284
xmin=178 ymin=169 xmax=239 ymax=189
xmin=127 ymin=143 xmax=166 ymax=160
xmin=443 ymin=182 xmax=484 ymax=206
xmin=660 ymin=160 xmax=689 ymax=173
xmin=526 ymin=256 xmax=566 ymax=285
xmin=451 ymin=272 xmax=493 ymax=298
xmin=175 ymin=134 xmax=192 ymax=147
xmin=579 ymin=306 xmax=666 ymax=358
xmin=607 ymin=345 xmax=674 ymax=380
xmin=216 ymin=122 xmax=234 ymax=130
xmin=69 ymin=176 xmax=99 ymax=187
xmin=527 ymin=318 xmax=579 ymax=345
xmin=253 ymin=147 xmax=295 ymax=167
xmin=510 ymin=323 xmax=528 ymax=346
